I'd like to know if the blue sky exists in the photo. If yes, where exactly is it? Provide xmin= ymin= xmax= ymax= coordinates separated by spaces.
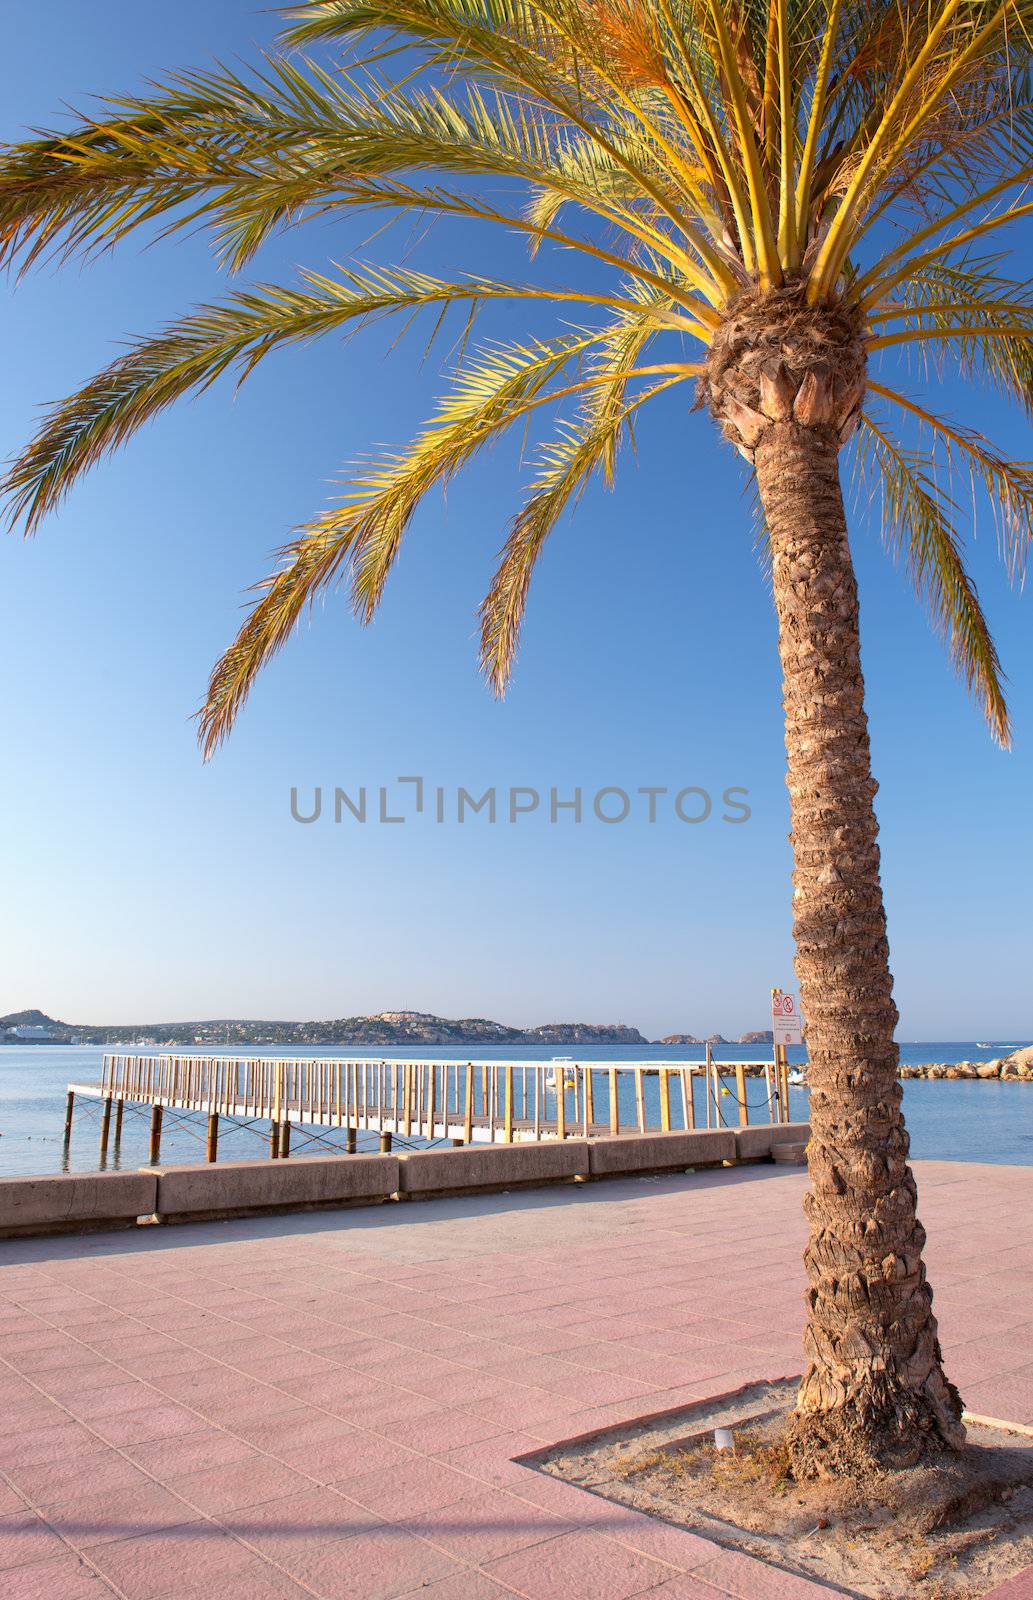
xmin=1 ymin=1 xmax=1030 ymax=1040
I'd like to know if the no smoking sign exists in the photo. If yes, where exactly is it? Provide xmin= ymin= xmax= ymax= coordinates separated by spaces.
xmin=772 ymin=990 xmax=803 ymax=1046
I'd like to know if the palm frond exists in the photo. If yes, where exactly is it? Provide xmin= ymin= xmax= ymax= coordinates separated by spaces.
xmin=289 ymin=0 xmax=739 ymax=290
xmin=200 ymin=326 xmax=698 ymax=751
xmin=867 ymin=257 xmax=1033 ymax=413
xmin=3 ymin=265 xmax=634 ymax=533
xmin=0 ymin=59 xmax=348 ymax=272
xmin=868 ymin=380 xmax=1033 ymax=583
xmin=523 ymin=121 xmax=713 ymax=259
xmin=263 ymin=169 xmax=721 ymax=327
xmin=199 ymin=330 xmax=593 ymax=755
xmin=702 ymin=0 xmax=782 ymax=285
xmin=0 ymin=53 xmax=711 ymax=280
xmin=862 ymin=205 xmax=1033 ymax=317
xmin=479 ymin=364 xmax=688 ymax=692
xmin=2 ymin=0 xmax=1032 ymax=751
xmin=793 ymin=0 xmax=843 ymax=238
xmin=869 ymin=256 xmax=1033 ymax=325
xmin=862 ymin=93 xmax=1033 ymax=232
xmin=853 ymin=409 xmax=1010 ymax=745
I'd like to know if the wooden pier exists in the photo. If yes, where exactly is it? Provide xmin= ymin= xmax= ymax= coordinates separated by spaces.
xmin=66 ymin=1048 xmax=797 ymax=1164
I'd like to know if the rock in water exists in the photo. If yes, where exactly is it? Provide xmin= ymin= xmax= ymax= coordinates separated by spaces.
xmin=1001 ymin=1045 xmax=1033 ymax=1078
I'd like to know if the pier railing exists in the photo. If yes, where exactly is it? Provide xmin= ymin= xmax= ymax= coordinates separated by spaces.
xmin=94 ymin=1052 xmax=794 ymax=1149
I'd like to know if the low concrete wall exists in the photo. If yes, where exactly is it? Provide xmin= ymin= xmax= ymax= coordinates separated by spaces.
xmin=733 ymin=1121 xmax=811 ymax=1162
xmin=397 ymin=1140 xmax=591 ymax=1196
xmin=150 ymin=1153 xmax=399 ymax=1222
xmin=0 ymin=1172 xmax=158 ymax=1238
xmin=587 ymin=1129 xmax=736 ymax=1176
xmin=0 ymin=1125 xmax=815 ymax=1239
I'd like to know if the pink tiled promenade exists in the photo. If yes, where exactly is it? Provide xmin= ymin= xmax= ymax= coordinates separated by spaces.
xmin=1 ymin=1161 xmax=1032 ymax=1600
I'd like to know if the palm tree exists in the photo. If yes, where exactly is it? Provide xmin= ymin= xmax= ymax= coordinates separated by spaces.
xmin=3 ymin=0 xmax=1031 ymax=1474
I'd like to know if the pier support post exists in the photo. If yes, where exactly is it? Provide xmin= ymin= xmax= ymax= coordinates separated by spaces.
xmin=206 ymin=1113 xmax=219 ymax=1163
xmin=773 ymin=1044 xmax=790 ymax=1122
xmin=735 ymin=1064 xmax=748 ymax=1126
xmin=269 ymin=1121 xmax=281 ymax=1158
xmin=463 ymin=1062 xmax=474 ymax=1144
xmin=99 ymin=1095 xmax=113 ymax=1161
xmin=113 ymin=1098 xmax=125 ymax=1152
xmin=346 ymin=1128 xmax=357 ymax=1154
xmin=148 ymin=1104 xmax=163 ymax=1165
xmin=62 ymin=1091 xmax=75 ymax=1151
xmin=379 ymin=1131 xmax=392 ymax=1153
xmin=279 ymin=1121 xmax=291 ymax=1159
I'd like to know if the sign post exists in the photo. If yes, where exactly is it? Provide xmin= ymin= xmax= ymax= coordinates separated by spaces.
xmin=771 ymin=989 xmax=803 ymax=1122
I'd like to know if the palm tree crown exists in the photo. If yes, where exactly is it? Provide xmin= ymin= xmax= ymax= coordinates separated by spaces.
xmin=2 ymin=0 xmax=1031 ymax=752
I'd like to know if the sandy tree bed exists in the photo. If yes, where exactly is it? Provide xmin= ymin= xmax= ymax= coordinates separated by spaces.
xmin=532 ymin=1379 xmax=1033 ymax=1599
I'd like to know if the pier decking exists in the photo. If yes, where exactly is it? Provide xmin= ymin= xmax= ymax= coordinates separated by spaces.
xmin=66 ymin=1053 xmax=796 ymax=1165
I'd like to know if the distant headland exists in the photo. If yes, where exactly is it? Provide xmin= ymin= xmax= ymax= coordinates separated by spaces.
xmin=0 ymin=1007 xmax=772 ymax=1049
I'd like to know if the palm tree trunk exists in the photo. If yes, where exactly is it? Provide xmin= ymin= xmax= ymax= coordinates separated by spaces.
xmin=753 ymin=418 xmax=965 ymax=1476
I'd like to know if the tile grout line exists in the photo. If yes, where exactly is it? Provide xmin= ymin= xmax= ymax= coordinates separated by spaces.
xmin=1 ymin=1269 xmax=761 ymax=1589
xmin=3 ymin=1254 xmax=685 ymax=1412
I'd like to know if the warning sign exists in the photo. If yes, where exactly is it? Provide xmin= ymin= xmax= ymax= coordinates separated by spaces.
xmin=771 ymin=990 xmax=803 ymax=1046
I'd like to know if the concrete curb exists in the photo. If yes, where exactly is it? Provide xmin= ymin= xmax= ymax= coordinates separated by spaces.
xmin=148 ymin=1152 xmax=399 ymax=1223
xmin=0 ymin=1125 xmax=811 ymax=1236
xmin=0 ymin=1171 xmax=158 ymax=1238
xmin=734 ymin=1120 xmax=811 ymax=1161
xmin=588 ymin=1129 xmax=736 ymax=1175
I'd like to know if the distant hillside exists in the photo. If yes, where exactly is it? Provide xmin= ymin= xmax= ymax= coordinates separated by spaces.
xmin=0 ymin=1008 xmax=646 ymax=1048
xmin=1 ymin=1009 xmax=56 ymax=1030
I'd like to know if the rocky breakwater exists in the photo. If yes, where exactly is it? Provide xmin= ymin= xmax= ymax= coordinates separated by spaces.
xmin=898 ymin=1046 xmax=1033 ymax=1081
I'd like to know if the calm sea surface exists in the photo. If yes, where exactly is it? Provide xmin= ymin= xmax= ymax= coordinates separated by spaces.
xmin=0 ymin=1041 xmax=1029 ymax=1177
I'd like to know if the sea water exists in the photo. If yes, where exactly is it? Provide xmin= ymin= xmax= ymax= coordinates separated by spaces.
xmin=0 ymin=1041 xmax=1029 ymax=1177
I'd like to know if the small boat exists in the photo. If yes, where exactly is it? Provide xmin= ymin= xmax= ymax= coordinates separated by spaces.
xmin=545 ymin=1057 xmax=576 ymax=1091
xmin=788 ymin=1069 xmax=808 ymax=1088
